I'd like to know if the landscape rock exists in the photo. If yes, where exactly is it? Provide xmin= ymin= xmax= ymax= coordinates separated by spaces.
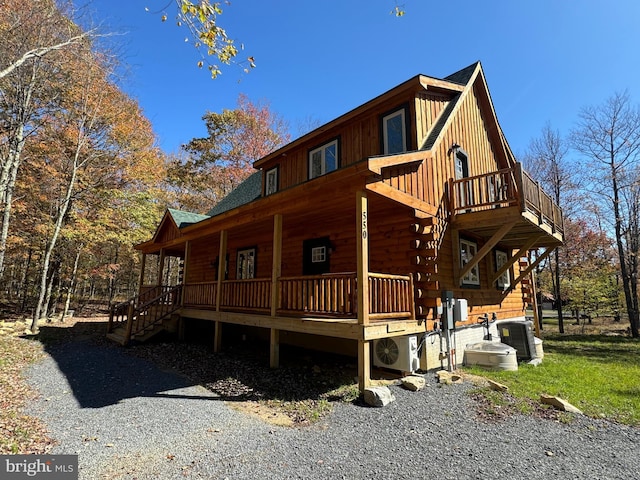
xmin=436 ymin=370 xmax=463 ymax=385
xmin=363 ymin=386 xmax=395 ymax=407
xmin=487 ymin=379 xmax=509 ymax=392
xmin=401 ymin=376 xmax=426 ymax=391
xmin=540 ymin=394 xmax=583 ymax=415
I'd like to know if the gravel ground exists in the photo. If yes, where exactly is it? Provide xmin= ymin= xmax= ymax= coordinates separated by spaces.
xmin=26 ymin=337 xmax=640 ymax=480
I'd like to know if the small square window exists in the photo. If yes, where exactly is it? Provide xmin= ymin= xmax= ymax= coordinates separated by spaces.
xmin=265 ymin=167 xmax=278 ymax=195
xmin=311 ymin=246 xmax=326 ymax=263
xmin=460 ymin=238 xmax=480 ymax=286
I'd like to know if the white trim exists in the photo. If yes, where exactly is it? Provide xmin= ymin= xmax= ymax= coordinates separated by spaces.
xmin=460 ymin=238 xmax=480 ymax=286
xmin=382 ymin=109 xmax=407 ymax=154
xmin=265 ymin=168 xmax=278 ymax=195
xmin=308 ymin=139 xmax=338 ymax=179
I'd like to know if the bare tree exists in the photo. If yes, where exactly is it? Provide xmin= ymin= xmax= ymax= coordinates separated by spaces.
xmin=571 ymin=92 xmax=640 ymax=338
xmin=524 ymin=124 xmax=577 ymax=333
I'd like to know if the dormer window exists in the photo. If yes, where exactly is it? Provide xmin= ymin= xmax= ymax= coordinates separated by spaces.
xmin=265 ymin=167 xmax=278 ymax=195
xmin=308 ymin=139 xmax=338 ymax=179
xmin=382 ymin=108 xmax=407 ymax=154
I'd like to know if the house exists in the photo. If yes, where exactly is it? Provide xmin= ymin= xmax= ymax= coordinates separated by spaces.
xmin=108 ymin=62 xmax=563 ymax=391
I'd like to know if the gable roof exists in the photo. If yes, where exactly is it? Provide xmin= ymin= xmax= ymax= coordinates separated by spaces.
xmin=444 ymin=62 xmax=480 ymax=85
xmin=206 ymin=171 xmax=263 ymax=217
xmin=167 ymin=208 xmax=210 ymax=228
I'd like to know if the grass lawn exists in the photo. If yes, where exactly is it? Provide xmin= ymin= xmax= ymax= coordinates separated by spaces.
xmin=465 ymin=332 xmax=640 ymax=425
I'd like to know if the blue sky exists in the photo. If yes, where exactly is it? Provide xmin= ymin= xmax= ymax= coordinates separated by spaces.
xmin=84 ymin=0 xmax=640 ymax=157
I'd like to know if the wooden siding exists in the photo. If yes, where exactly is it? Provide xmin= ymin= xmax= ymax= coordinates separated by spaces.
xmin=415 ymin=91 xmax=450 ymax=148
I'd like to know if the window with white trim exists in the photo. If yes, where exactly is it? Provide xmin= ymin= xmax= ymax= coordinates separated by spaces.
xmin=311 ymin=246 xmax=326 ymax=263
xmin=382 ymin=109 xmax=407 ymax=154
xmin=460 ymin=238 xmax=480 ymax=286
xmin=265 ymin=167 xmax=278 ymax=195
xmin=495 ymin=250 xmax=511 ymax=289
xmin=309 ymin=139 xmax=338 ymax=179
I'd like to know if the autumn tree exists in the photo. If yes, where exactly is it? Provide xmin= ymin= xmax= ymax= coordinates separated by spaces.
xmin=173 ymin=94 xmax=289 ymax=212
xmin=523 ymin=124 xmax=578 ymax=333
xmin=571 ymin=91 xmax=640 ymax=338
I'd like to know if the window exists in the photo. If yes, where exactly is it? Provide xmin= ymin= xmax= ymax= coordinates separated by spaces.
xmin=454 ymin=148 xmax=469 ymax=180
xmin=460 ymin=238 xmax=480 ymax=286
xmin=303 ymin=237 xmax=331 ymax=275
xmin=265 ymin=167 xmax=278 ymax=195
xmin=382 ymin=108 xmax=407 ymax=154
xmin=308 ymin=139 xmax=338 ymax=179
xmin=495 ymin=250 xmax=511 ymax=290
xmin=236 ymin=247 xmax=256 ymax=279
xmin=311 ymin=246 xmax=326 ymax=263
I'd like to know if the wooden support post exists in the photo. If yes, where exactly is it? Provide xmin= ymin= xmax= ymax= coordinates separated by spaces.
xmin=214 ymin=230 xmax=227 ymax=353
xmin=137 ymin=253 xmax=147 ymax=297
xmin=270 ymin=328 xmax=280 ymax=368
xmin=124 ymin=301 xmax=135 ymax=346
xmin=181 ymin=241 xmax=191 ymax=306
xmin=356 ymin=191 xmax=370 ymax=326
xmin=358 ymin=340 xmax=371 ymax=392
xmin=529 ymin=253 xmax=542 ymax=338
xmin=157 ymin=249 xmax=166 ymax=287
xmin=271 ymin=214 xmax=283 ymax=316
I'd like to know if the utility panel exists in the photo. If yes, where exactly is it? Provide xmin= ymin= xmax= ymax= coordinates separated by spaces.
xmin=454 ymin=299 xmax=468 ymax=322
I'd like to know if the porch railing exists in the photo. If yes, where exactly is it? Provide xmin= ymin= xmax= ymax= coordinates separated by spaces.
xmin=180 ymin=271 xmax=414 ymax=320
xmin=278 ymin=273 xmax=357 ymax=316
xmin=450 ymin=163 xmax=564 ymax=234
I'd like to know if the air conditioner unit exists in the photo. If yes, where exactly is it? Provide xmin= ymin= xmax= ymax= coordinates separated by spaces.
xmin=373 ymin=335 xmax=420 ymax=373
xmin=499 ymin=320 xmax=537 ymax=361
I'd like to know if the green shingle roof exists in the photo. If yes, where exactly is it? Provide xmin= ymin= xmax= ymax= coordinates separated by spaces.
xmin=167 ymin=208 xmax=211 ymax=228
xmin=206 ymin=171 xmax=263 ymax=217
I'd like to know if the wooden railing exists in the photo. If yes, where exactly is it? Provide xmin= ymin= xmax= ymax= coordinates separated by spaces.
xmin=107 ymin=285 xmax=182 ymax=344
xmin=183 ymin=281 xmax=217 ymax=308
xmin=368 ymin=273 xmax=414 ymax=320
xmin=278 ymin=273 xmax=357 ymax=316
xmin=178 ymin=272 xmax=414 ymax=320
xmin=220 ymin=278 xmax=271 ymax=313
xmin=450 ymin=163 xmax=564 ymax=235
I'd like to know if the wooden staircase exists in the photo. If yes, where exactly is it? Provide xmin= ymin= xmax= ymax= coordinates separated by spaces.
xmin=107 ymin=285 xmax=182 ymax=346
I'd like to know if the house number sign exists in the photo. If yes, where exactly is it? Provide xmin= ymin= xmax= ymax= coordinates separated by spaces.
xmin=361 ymin=211 xmax=368 ymax=239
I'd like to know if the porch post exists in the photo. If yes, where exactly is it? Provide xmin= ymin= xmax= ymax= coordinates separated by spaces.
xmin=270 ymin=214 xmax=283 ymax=368
xmin=214 ymin=230 xmax=227 ymax=353
xmin=157 ymin=248 xmax=166 ymax=286
xmin=137 ymin=253 xmax=147 ymax=297
xmin=178 ymin=241 xmax=191 ymax=341
xmin=356 ymin=190 xmax=371 ymax=392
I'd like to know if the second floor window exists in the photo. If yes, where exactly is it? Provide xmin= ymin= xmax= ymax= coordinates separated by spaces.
xmin=309 ymin=139 xmax=338 ymax=179
xmin=382 ymin=108 xmax=407 ymax=154
xmin=265 ymin=167 xmax=278 ymax=195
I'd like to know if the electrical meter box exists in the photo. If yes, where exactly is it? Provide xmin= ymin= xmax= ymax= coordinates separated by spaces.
xmin=454 ymin=299 xmax=468 ymax=322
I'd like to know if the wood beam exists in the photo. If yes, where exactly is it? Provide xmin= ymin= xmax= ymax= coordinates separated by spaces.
xmin=358 ymin=340 xmax=371 ymax=393
xmin=491 ymin=236 xmax=541 ymax=284
xmin=271 ymin=214 xmax=283 ymax=317
xmin=181 ymin=241 xmax=191 ymax=305
xmin=367 ymin=150 xmax=430 ymax=175
xmin=510 ymin=247 xmax=555 ymax=289
xmin=366 ymin=182 xmax=437 ymax=216
xmin=137 ymin=253 xmax=146 ymax=296
xmin=458 ymin=222 xmax=517 ymax=285
xmin=270 ymin=328 xmax=280 ymax=368
xmin=356 ymin=191 xmax=370 ymax=326
xmin=214 ymin=230 xmax=227 ymax=353
xmin=157 ymin=248 xmax=166 ymax=286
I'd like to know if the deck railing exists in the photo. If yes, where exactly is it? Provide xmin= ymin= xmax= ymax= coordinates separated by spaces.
xmin=278 ymin=273 xmax=357 ymax=316
xmin=180 ymin=271 xmax=414 ymax=320
xmin=450 ymin=163 xmax=564 ymax=234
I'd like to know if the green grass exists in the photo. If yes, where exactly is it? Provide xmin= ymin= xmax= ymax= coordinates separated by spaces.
xmin=465 ymin=333 xmax=640 ymax=425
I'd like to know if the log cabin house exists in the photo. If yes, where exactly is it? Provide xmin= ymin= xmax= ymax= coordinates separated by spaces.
xmin=108 ymin=62 xmax=563 ymax=391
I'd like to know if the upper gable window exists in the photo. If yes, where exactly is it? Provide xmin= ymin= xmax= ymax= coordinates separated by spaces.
xmin=382 ymin=108 xmax=407 ymax=154
xmin=309 ymin=139 xmax=338 ymax=179
xmin=265 ymin=167 xmax=278 ymax=195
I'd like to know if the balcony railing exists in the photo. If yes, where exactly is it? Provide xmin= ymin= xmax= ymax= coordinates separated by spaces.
xmin=449 ymin=163 xmax=564 ymax=235
xmin=180 ymin=272 xmax=414 ymax=320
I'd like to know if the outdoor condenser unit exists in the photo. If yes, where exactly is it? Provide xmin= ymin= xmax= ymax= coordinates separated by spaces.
xmin=498 ymin=320 xmax=537 ymax=361
xmin=373 ymin=335 xmax=420 ymax=373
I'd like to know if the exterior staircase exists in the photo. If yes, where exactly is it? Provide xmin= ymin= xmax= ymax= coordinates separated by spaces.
xmin=107 ymin=285 xmax=182 ymax=346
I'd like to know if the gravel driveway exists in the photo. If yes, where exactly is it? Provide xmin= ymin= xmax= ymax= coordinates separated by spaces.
xmin=26 ymin=337 xmax=640 ymax=479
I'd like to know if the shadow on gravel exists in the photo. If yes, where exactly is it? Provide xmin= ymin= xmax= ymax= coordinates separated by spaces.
xmin=33 ymin=319 xmax=360 ymax=417
xmin=35 ymin=320 xmax=210 ymax=408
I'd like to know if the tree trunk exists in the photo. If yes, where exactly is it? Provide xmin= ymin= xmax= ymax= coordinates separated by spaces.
xmin=62 ymin=247 xmax=81 ymax=321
